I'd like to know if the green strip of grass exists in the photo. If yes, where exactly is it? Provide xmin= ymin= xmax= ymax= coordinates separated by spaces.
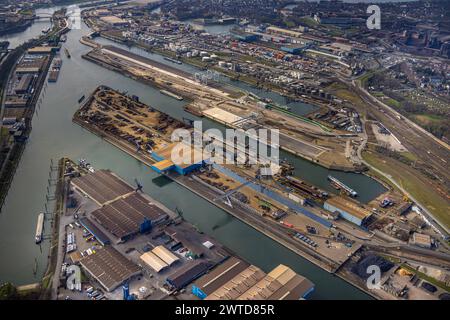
xmin=363 ymin=151 xmax=450 ymax=229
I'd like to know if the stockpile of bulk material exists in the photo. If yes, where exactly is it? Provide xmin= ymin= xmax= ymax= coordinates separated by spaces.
xmin=351 ymin=254 xmax=394 ymax=279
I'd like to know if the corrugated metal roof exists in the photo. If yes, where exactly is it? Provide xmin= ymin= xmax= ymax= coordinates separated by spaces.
xmin=325 ymin=196 xmax=372 ymax=220
xmin=267 ymin=264 xmax=296 ymax=285
xmin=167 ymin=261 xmax=211 ymax=289
xmin=152 ymin=159 xmax=174 ymax=171
xmin=205 ymin=265 xmax=265 ymax=300
xmin=152 ymin=245 xmax=179 ymax=266
xmin=193 ymin=257 xmax=250 ymax=296
xmin=140 ymin=251 xmax=168 ymax=273
xmin=80 ymin=246 xmax=140 ymax=292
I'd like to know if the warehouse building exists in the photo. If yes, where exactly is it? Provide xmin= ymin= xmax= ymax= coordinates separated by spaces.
xmin=16 ymin=56 xmax=46 ymax=74
xmin=192 ymin=257 xmax=250 ymax=299
xmin=71 ymin=169 xmax=134 ymax=206
xmin=267 ymin=26 xmax=303 ymax=38
xmin=100 ymin=16 xmax=129 ymax=27
xmin=79 ymin=246 xmax=141 ymax=292
xmin=140 ymin=251 xmax=169 ymax=273
xmin=231 ymin=30 xmax=260 ymax=42
xmin=79 ymin=217 xmax=111 ymax=246
xmin=152 ymin=245 xmax=179 ymax=266
xmin=255 ymin=264 xmax=314 ymax=300
xmin=140 ymin=245 xmax=180 ymax=273
xmin=280 ymin=44 xmax=308 ymax=55
xmin=14 ymin=74 xmax=34 ymax=94
xmin=324 ymin=196 xmax=372 ymax=226
xmin=205 ymin=265 xmax=266 ymax=300
xmin=410 ymin=232 xmax=432 ymax=249
xmin=4 ymin=96 xmax=28 ymax=108
xmin=166 ymin=261 xmax=211 ymax=290
xmin=90 ymin=192 xmax=168 ymax=242
xmin=151 ymin=142 xmax=206 ymax=176
xmin=204 ymin=264 xmax=314 ymax=300
xmin=27 ymin=46 xmax=56 ymax=54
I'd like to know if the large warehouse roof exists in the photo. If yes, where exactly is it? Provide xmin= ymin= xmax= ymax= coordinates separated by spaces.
xmin=152 ymin=245 xmax=179 ymax=266
xmin=193 ymin=257 xmax=250 ymax=296
xmin=140 ymin=251 xmax=168 ymax=273
xmin=91 ymin=193 xmax=168 ymax=240
xmin=71 ymin=169 xmax=134 ymax=205
xmin=238 ymin=264 xmax=314 ymax=300
xmin=205 ymin=265 xmax=266 ymax=300
xmin=325 ymin=196 xmax=372 ymax=220
xmin=268 ymin=273 xmax=315 ymax=300
xmin=167 ymin=261 xmax=211 ymax=290
xmin=205 ymin=264 xmax=314 ymax=300
xmin=79 ymin=246 xmax=140 ymax=292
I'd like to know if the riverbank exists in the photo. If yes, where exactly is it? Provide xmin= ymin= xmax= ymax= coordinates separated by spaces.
xmin=0 ymin=11 xmax=70 ymax=211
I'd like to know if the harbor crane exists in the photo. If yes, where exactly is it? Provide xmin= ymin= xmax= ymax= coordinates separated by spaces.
xmin=134 ymin=178 xmax=143 ymax=192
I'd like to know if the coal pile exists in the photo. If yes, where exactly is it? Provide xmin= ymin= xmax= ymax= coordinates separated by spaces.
xmin=352 ymin=254 xmax=394 ymax=279
xmin=421 ymin=282 xmax=437 ymax=293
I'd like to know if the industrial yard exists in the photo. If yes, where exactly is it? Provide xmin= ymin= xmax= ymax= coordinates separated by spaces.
xmin=1 ymin=0 xmax=449 ymax=304
xmin=70 ymin=87 xmax=450 ymax=301
xmin=54 ymin=158 xmax=316 ymax=301
xmin=81 ymin=40 xmax=361 ymax=172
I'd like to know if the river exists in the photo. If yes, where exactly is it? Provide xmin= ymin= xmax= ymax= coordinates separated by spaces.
xmin=0 ymin=5 xmax=382 ymax=299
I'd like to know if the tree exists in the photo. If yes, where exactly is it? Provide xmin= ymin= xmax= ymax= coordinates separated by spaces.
xmin=0 ymin=282 xmax=17 ymax=300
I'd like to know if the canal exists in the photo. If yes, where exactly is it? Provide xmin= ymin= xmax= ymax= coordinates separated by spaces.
xmin=0 ymin=6 xmax=382 ymax=299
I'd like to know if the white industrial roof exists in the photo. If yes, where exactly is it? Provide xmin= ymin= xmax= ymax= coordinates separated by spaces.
xmin=140 ymin=251 xmax=168 ymax=272
xmin=152 ymin=245 xmax=179 ymax=266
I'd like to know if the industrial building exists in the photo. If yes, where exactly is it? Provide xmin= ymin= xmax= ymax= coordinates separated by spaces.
xmin=231 ymin=30 xmax=260 ymax=42
xmin=166 ymin=260 xmax=211 ymax=290
xmin=280 ymin=44 xmax=307 ymax=55
xmin=140 ymin=245 xmax=180 ymax=273
xmin=90 ymin=192 xmax=168 ymax=242
xmin=100 ymin=16 xmax=129 ymax=27
xmin=14 ymin=74 xmax=33 ymax=94
xmin=71 ymin=169 xmax=134 ymax=206
xmin=201 ymin=263 xmax=314 ymax=300
xmin=79 ymin=217 xmax=111 ymax=246
xmin=205 ymin=265 xmax=266 ymax=300
xmin=192 ymin=257 xmax=250 ymax=299
xmin=27 ymin=46 xmax=56 ymax=54
xmin=4 ymin=96 xmax=28 ymax=108
xmin=140 ymin=251 xmax=169 ymax=273
xmin=150 ymin=142 xmax=206 ymax=176
xmin=410 ymin=232 xmax=432 ymax=249
xmin=266 ymin=26 xmax=303 ymax=38
xmin=16 ymin=56 xmax=46 ymax=74
xmin=324 ymin=196 xmax=372 ymax=226
xmin=79 ymin=246 xmax=141 ymax=292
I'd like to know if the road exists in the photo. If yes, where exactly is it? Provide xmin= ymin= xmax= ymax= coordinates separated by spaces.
xmin=336 ymin=77 xmax=450 ymax=235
